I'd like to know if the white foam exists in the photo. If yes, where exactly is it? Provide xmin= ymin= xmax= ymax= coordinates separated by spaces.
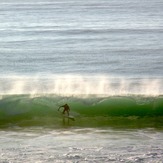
xmin=0 ymin=74 xmax=162 ymax=96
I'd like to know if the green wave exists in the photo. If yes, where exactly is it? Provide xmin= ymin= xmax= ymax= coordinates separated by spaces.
xmin=0 ymin=95 xmax=163 ymax=129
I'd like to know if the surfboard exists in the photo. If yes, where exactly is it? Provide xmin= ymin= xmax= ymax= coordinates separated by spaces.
xmin=63 ymin=115 xmax=75 ymax=121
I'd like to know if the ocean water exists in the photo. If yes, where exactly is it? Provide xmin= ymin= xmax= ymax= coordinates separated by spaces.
xmin=0 ymin=0 xmax=163 ymax=162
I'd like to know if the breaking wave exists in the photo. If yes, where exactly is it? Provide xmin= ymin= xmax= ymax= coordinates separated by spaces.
xmin=0 ymin=94 xmax=163 ymax=129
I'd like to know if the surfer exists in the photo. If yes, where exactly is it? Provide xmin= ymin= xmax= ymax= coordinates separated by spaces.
xmin=58 ymin=103 xmax=70 ymax=116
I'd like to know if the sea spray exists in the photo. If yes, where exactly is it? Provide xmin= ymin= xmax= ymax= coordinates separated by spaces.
xmin=0 ymin=75 xmax=163 ymax=96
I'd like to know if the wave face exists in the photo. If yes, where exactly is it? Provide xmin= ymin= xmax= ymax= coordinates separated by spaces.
xmin=0 ymin=94 xmax=163 ymax=129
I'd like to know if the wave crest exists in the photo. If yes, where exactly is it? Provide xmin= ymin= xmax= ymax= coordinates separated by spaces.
xmin=0 ymin=75 xmax=163 ymax=96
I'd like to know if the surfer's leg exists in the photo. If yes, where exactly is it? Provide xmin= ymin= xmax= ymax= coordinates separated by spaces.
xmin=66 ymin=110 xmax=69 ymax=116
xmin=62 ymin=109 xmax=65 ymax=114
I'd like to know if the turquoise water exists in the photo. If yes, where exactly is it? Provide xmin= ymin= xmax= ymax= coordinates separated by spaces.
xmin=0 ymin=95 xmax=163 ymax=129
xmin=0 ymin=93 xmax=163 ymax=162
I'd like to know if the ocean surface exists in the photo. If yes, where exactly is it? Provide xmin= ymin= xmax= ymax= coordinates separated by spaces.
xmin=0 ymin=0 xmax=163 ymax=162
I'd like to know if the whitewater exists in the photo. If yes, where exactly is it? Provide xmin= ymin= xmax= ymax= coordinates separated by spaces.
xmin=0 ymin=0 xmax=163 ymax=162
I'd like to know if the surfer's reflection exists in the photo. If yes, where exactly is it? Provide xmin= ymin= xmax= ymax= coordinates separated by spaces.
xmin=62 ymin=115 xmax=70 ymax=125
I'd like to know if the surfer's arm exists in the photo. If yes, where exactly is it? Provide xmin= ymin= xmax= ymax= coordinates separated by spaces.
xmin=58 ymin=106 xmax=61 ymax=111
xmin=58 ymin=105 xmax=64 ymax=111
